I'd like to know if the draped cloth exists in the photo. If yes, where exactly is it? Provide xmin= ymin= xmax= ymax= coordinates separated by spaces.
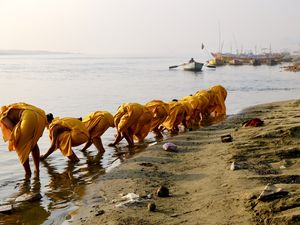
xmin=83 ymin=111 xmax=114 ymax=139
xmin=162 ymin=101 xmax=185 ymax=131
xmin=0 ymin=103 xmax=47 ymax=164
xmin=145 ymin=100 xmax=169 ymax=132
xmin=114 ymin=103 xmax=153 ymax=142
xmin=49 ymin=118 xmax=89 ymax=157
xmin=209 ymin=85 xmax=227 ymax=116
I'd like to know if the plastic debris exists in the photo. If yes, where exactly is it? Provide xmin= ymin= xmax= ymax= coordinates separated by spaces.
xmin=115 ymin=193 xmax=144 ymax=208
xmin=243 ymin=118 xmax=264 ymax=127
xmin=258 ymin=184 xmax=289 ymax=201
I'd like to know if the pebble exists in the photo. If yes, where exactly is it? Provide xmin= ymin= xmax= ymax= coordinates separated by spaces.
xmin=147 ymin=202 xmax=156 ymax=212
xmin=15 ymin=193 xmax=42 ymax=202
xmin=0 ymin=204 xmax=13 ymax=214
xmin=156 ymin=186 xmax=169 ymax=197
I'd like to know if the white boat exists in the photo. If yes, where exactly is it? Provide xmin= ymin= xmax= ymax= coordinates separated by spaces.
xmin=182 ymin=61 xmax=204 ymax=71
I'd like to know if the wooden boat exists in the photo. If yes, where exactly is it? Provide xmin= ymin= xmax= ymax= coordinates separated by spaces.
xmin=228 ymin=59 xmax=243 ymax=65
xmin=250 ymin=59 xmax=261 ymax=66
xmin=182 ymin=61 xmax=204 ymax=71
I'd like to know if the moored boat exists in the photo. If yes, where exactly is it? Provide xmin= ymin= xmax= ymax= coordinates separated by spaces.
xmin=182 ymin=61 xmax=204 ymax=71
xmin=228 ymin=59 xmax=243 ymax=65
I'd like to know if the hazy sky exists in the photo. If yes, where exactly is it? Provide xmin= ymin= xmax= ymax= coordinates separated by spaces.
xmin=0 ymin=0 xmax=299 ymax=56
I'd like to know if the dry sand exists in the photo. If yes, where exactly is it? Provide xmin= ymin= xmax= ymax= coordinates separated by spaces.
xmin=68 ymin=99 xmax=300 ymax=225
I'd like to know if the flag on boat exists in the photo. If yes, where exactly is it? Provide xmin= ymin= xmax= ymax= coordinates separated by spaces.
xmin=201 ymin=43 xmax=205 ymax=49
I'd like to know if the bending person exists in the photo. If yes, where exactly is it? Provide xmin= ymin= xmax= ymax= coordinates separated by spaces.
xmin=145 ymin=100 xmax=169 ymax=138
xmin=41 ymin=117 xmax=89 ymax=162
xmin=0 ymin=102 xmax=50 ymax=176
xmin=81 ymin=111 xmax=114 ymax=152
xmin=109 ymin=103 xmax=148 ymax=147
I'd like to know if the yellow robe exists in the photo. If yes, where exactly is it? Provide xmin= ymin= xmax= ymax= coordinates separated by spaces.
xmin=209 ymin=85 xmax=227 ymax=116
xmin=162 ymin=101 xmax=185 ymax=131
xmin=194 ymin=90 xmax=211 ymax=118
xmin=49 ymin=117 xmax=89 ymax=157
xmin=132 ymin=107 xmax=153 ymax=141
xmin=0 ymin=103 xmax=47 ymax=164
xmin=145 ymin=100 xmax=169 ymax=132
xmin=179 ymin=100 xmax=194 ymax=128
xmin=114 ymin=103 xmax=153 ymax=142
xmin=83 ymin=111 xmax=114 ymax=139
xmin=114 ymin=103 xmax=144 ymax=133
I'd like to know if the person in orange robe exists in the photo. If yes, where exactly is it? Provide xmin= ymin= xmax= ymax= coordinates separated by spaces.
xmin=145 ymin=100 xmax=169 ymax=138
xmin=194 ymin=90 xmax=212 ymax=122
xmin=81 ymin=111 xmax=114 ymax=153
xmin=0 ymin=102 xmax=50 ymax=176
xmin=209 ymin=85 xmax=227 ymax=117
xmin=41 ymin=117 xmax=89 ymax=162
xmin=161 ymin=100 xmax=186 ymax=134
xmin=109 ymin=103 xmax=153 ymax=147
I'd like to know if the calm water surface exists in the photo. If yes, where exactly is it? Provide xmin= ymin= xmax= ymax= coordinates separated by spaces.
xmin=0 ymin=54 xmax=300 ymax=224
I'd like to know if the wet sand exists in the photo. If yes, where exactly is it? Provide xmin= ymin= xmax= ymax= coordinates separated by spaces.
xmin=65 ymin=99 xmax=300 ymax=225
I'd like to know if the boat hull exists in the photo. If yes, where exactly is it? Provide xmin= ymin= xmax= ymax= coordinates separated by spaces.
xmin=183 ymin=62 xmax=204 ymax=71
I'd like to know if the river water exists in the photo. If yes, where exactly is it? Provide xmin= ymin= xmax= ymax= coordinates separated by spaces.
xmin=0 ymin=54 xmax=300 ymax=224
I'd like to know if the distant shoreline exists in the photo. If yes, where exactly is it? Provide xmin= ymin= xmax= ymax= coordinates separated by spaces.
xmin=0 ymin=49 xmax=73 ymax=55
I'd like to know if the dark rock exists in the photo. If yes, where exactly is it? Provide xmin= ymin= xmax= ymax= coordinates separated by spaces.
xmin=156 ymin=186 xmax=169 ymax=197
xmin=15 ymin=192 xmax=42 ymax=202
xmin=221 ymin=134 xmax=232 ymax=143
xmin=147 ymin=202 xmax=156 ymax=212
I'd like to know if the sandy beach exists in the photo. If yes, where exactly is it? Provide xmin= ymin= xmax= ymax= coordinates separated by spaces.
xmin=64 ymin=99 xmax=300 ymax=225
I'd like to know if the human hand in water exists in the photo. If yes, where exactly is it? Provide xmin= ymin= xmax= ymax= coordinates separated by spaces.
xmin=40 ymin=155 xmax=47 ymax=161
xmin=108 ymin=143 xmax=116 ymax=147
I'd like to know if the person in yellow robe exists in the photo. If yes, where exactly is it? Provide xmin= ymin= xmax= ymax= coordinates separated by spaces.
xmin=0 ymin=102 xmax=49 ymax=176
xmin=109 ymin=103 xmax=153 ymax=147
xmin=209 ymin=85 xmax=227 ymax=116
xmin=81 ymin=111 xmax=114 ymax=153
xmin=41 ymin=117 xmax=89 ymax=162
xmin=161 ymin=100 xmax=186 ymax=134
xmin=145 ymin=100 xmax=169 ymax=138
xmin=194 ymin=90 xmax=212 ymax=122
xmin=179 ymin=98 xmax=195 ymax=129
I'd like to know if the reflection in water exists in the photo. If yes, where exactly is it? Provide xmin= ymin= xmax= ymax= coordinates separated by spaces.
xmin=41 ymin=150 xmax=107 ymax=224
xmin=0 ymin=176 xmax=50 ymax=225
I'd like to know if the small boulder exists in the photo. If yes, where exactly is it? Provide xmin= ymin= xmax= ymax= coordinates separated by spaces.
xmin=15 ymin=192 xmax=42 ymax=203
xmin=162 ymin=143 xmax=177 ymax=152
xmin=156 ymin=186 xmax=169 ymax=197
xmin=0 ymin=204 xmax=13 ymax=214
xmin=147 ymin=202 xmax=156 ymax=212
xmin=221 ymin=134 xmax=232 ymax=143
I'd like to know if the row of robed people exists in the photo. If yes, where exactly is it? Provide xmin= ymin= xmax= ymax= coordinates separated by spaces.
xmin=0 ymin=85 xmax=227 ymax=176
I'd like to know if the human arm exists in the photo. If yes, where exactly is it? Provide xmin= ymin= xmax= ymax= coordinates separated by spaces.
xmin=40 ymin=125 xmax=70 ymax=160
xmin=1 ymin=117 xmax=15 ymax=131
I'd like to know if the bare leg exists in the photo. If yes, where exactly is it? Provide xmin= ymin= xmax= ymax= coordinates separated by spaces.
xmin=92 ymin=137 xmax=105 ymax=153
xmin=22 ymin=158 xmax=32 ymax=177
xmin=108 ymin=132 xmax=123 ymax=146
xmin=81 ymin=141 xmax=93 ymax=152
xmin=31 ymin=145 xmax=40 ymax=175
xmin=153 ymin=127 xmax=163 ymax=139
xmin=67 ymin=151 xmax=80 ymax=162
xmin=123 ymin=131 xmax=134 ymax=147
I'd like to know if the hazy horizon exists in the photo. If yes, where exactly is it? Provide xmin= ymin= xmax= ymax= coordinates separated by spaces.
xmin=1 ymin=0 xmax=300 ymax=57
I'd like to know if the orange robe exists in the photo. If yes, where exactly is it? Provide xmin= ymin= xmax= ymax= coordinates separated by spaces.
xmin=114 ymin=103 xmax=153 ymax=142
xmin=209 ymin=85 xmax=227 ymax=116
xmin=83 ymin=111 xmax=114 ymax=139
xmin=0 ymin=103 xmax=47 ymax=164
xmin=145 ymin=100 xmax=169 ymax=132
xmin=162 ymin=101 xmax=185 ymax=131
xmin=49 ymin=117 xmax=89 ymax=157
